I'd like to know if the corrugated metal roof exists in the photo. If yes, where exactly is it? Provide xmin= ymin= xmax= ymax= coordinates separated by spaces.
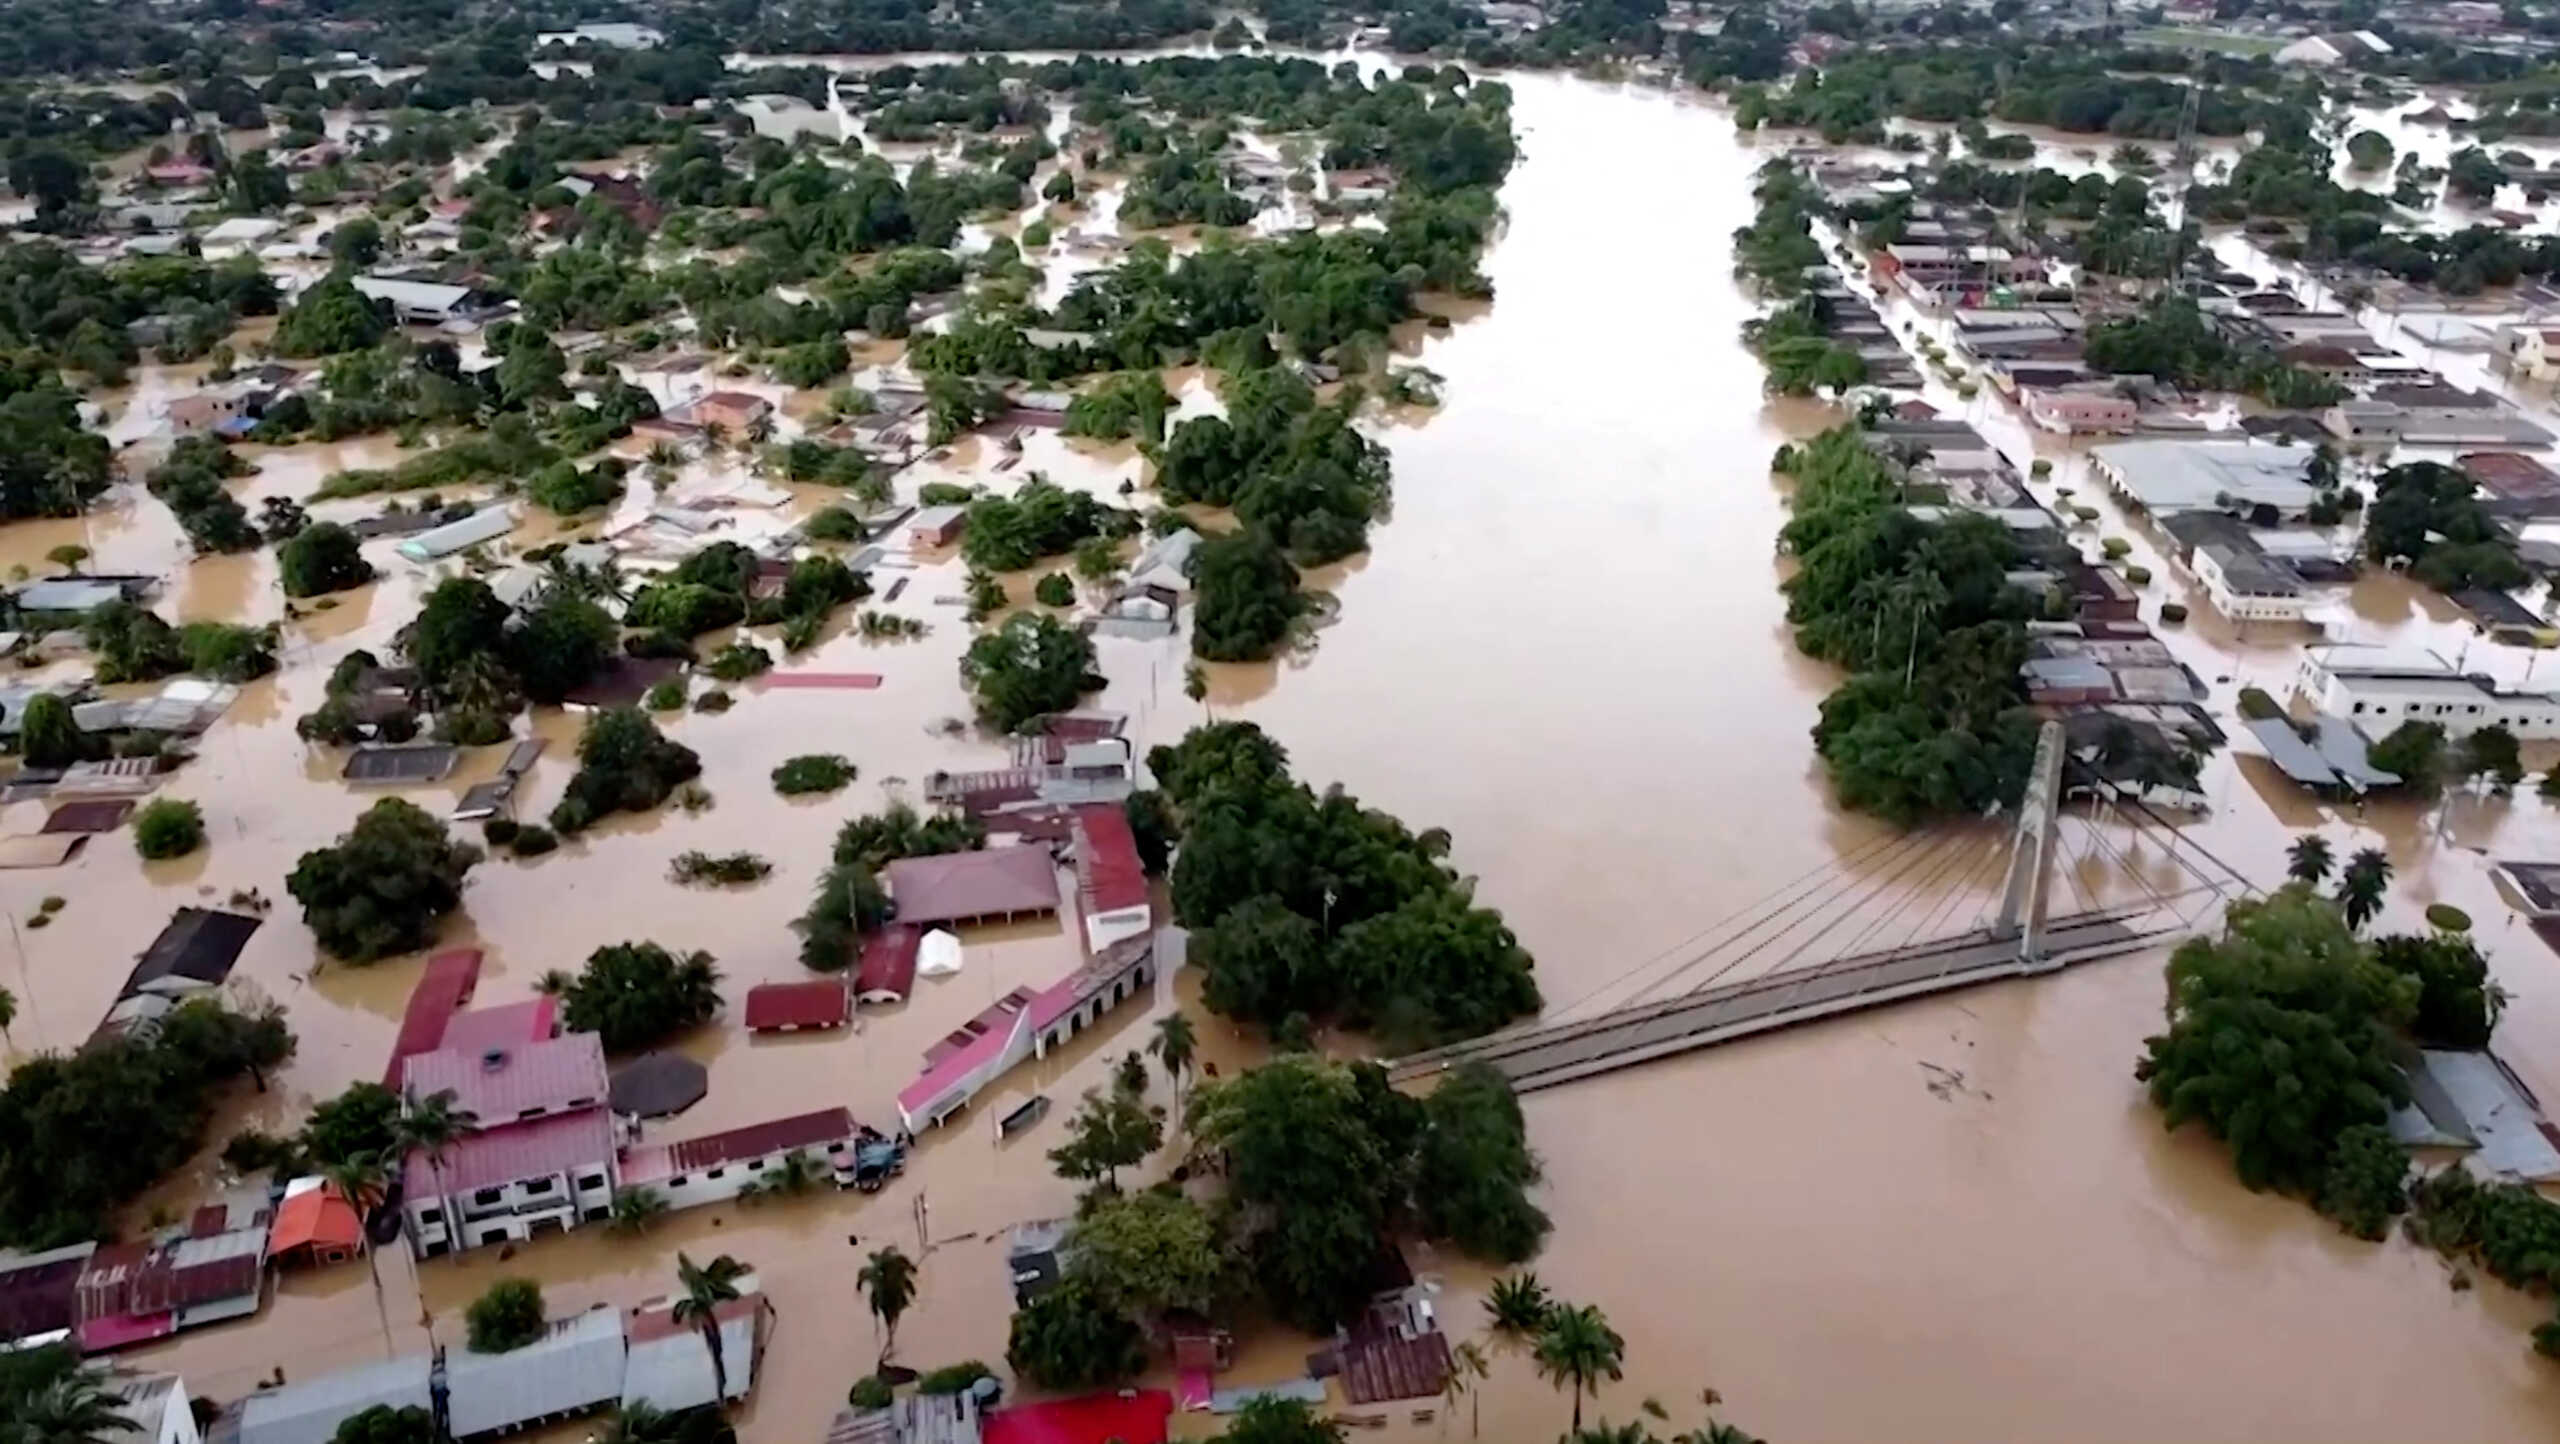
xmin=0 ymin=1241 xmax=94 ymax=1341
xmin=235 ymin=1356 xmax=435 ymax=1444
xmin=76 ymin=1228 xmax=265 ymax=1323
xmin=404 ymin=1106 xmax=615 ymax=1196
xmin=443 ymin=1306 xmax=626 ymax=1437
xmin=123 ymin=908 xmax=262 ymax=995
xmin=856 ymin=924 xmax=921 ymax=1002
xmin=1070 ymin=805 xmax=1148 ymax=915
xmin=385 ymin=948 xmax=483 ymax=1086
xmin=621 ymin=1107 xmax=855 ymax=1185
xmin=885 ymin=846 xmax=1059 ymax=925
xmin=743 ymin=979 xmax=849 ymax=1031
xmin=621 ymin=1293 xmax=760 ymax=1411
xmin=396 ymin=506 xmax=515 ymax=563
xmin=401 ymin=1032 xmax=607 ymax=1124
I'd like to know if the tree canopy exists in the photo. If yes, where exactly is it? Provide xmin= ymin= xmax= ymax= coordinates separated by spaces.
xmin=549 ymin=942 xmax=724 ymax=1052
xmin=287 ymin=798 xmax=482 ymax=963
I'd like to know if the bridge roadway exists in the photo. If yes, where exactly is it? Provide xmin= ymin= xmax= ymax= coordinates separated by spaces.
xmin=1389 ymin=906 xmax=2177 ymax=1094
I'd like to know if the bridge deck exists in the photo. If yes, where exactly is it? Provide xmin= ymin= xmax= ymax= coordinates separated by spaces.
xmin=1390 ymin=908 xmax=2173 ymax=1094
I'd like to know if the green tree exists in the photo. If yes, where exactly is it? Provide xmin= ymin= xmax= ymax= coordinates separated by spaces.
xmin=275 ymin=273 xmax=390 ymax=357
xmin=2374 ymin=932 xmax=2499 ymax=1049
xmin=1534 ymin=1303 xmax=1626 ymax=1435
xmin=406 ymin=578 xmax=514 ymax=696
xmin=1217 ymin=1397 xmax=1345 ymax=1444
xmin=1006 ymin=1280 xmax=1147 ymax=1391
xmin=550 ymin=707 xmax=703 ymax=834
xmin=2285 ymin=834 xmax=2334 ymax=888
xmin=609 ymin=1188 xmax=670 ymax=1236
xmin=673 ymin=1253 xmax=750 ymax=1403
xmin=1414 ymin=1062 xmax=1551 ymax=1262
xmin=1067 ymin=1188 xmax=1230 ymax=1320
xmin=1150 ymin=1010 xmax=1197 ymax=1127
xmin=856 ymin=1245 xmax=919 ymax=1369
xmin=2135 ymin=887 xmax=2415 ymax=1196
xmin=331 ymin=1405 xmax=437 ymax=1444
xmin=132 ymin=797 xmax=205 ymax=860
xmin=961 ymin=612 xmax=1100 ymax=732
xmin=1190 ymin=528 xmax=1305 ymax=662
xmin=288 ymin=799 xmax=481 ymax=962
xmin=1484 ymin=1272 xmax=1554 ymax=1346
xmin=278 ymin=521 xmax=374 ymax=598
xmin=465 ymin=1278 xmax=547 ymax=1354
xmin=2457 ymin=723 xmax=2525 ymax=792
xmin=44 ymin=544 xmax=85 ymax=575
xmin=16 ymin=692 xmax=82 ymax=768
xmin=2368 ymin=721 xmax=2447 ymax=797
xmin=2337 ymin=848 xmax=2393 ymax=933
xmin=392 ymin=1087 xmax=473 ymax=1232
xmin=6 ymin=1357 xmax=142 ymax=1444
xmin=1048 ymin=1083 xmax=1164 ymax=1192
xmin=552 ymin=942 xmax=722 ymax=1052
xmin=507 ymin=591 xmax=616 ymax=704
xmin=329 ymin=217 xmax=384 ymax=269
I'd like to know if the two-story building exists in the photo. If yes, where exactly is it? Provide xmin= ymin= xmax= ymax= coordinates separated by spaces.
xmin=399 ymin=1033 xmax=615 ymax=1257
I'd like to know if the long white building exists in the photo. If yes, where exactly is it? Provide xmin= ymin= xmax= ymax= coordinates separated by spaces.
xmin=2296 ymin=646 xmax=2560 ymax=739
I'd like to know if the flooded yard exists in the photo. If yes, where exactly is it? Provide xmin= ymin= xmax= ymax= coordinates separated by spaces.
xmin=13 ymin=57 xmax=2560 ymax=1444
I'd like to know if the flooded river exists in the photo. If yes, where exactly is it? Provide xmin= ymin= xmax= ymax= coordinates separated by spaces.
xmin=15 ymin=59 xmax=2560 ymax=1443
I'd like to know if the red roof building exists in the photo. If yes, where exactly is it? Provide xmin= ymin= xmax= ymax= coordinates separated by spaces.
xmin=983 ymin=1391 xmax=1172 ymax=1444
xmin=384 ymin=948 xmax=484 ymax=1087
xmin=620 ymin=1107 xmax=859 ymax=1188
xmin=267 ymin=1182 xmax=364 ymax=1268
xmin=855 ymin=924 xmax=921 ymax=1005
xmin=1069 ymin=804 xmax=1150 ymax=953
xmin=743 ymin=979 xmax=851 ymax=1032
xmin=884 ymin=845 xmax=1059 ymax=927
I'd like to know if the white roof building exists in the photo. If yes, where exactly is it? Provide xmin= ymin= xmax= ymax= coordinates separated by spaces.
xmin=2089 ymin=439 xmax=2319 ymax=518
xmin=535 ymin=22 xmax=665 ymax=47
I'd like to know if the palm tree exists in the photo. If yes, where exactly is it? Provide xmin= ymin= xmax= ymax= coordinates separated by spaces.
xmin=610 ymin=1187 xmax=670 ymax=1236
xmin=759 ymin=1149 xmax=822 ymax=1198
xmin=1534 ymin=1303 xmax=1626 ymax=1436
xmin=596 ymin=1402 xmax=671 ymax=1444
xmin=1484 ymin=1272 xmax=1553 ymax=1347
xmin=394 ymin=1088 xmax=473 ymax=1209
xmin=1442 ymin=1338 xmax=1491 ymax=1438
xmin=533 ymin=968 xmax=574 ymax=995
xmin=1150 ymin=1011 xmax=1196 ymax=1130
xmin=745 ymin=412 xmax=776 ymax=447
xmin=17 ymin=1366 xmax=141 ymax=1444
xmin=2337 ymin=847 xmax=2393 ymax=932
xmin=0 ymin=984 xmax=15 ymax=1048
xmin=2286 ymin=834 xmax=2335 ymax=887
xmin=320 ymin=1150 xmax=396 ymax=1352
xmin=672 ymin=1253 xmax=750 ymax=1406
xmin=856 ymin=1245 xmax=919 ymax=1370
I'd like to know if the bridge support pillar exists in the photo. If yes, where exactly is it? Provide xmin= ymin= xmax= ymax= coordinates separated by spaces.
xmin=1990 ymin=719 xmax=2066 ymax=971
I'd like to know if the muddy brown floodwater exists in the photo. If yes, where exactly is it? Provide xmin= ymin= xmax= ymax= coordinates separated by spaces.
xmin=11 ymin=60 xmax=2560 ymax=1444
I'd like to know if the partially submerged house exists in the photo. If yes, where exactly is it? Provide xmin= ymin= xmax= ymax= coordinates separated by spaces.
xmin=398 ymin=1033 xmax=614 ymax=1257
xmin=383 ymin=948 xmax=484 ymax=1087
xmin=94 ymin=908 xmax=264 ymax=1044
xmin=75 ymin=1184 xmax=271 ymax=1351
xmin=266 ymin=1180 xmax=363 ymax=1270
xmin=618 ymin=1108 xmax=868 ymax=1209
xmin=743 ymin=978 xmax=851 ymax=1033
xmin=352 ymin=275 xmax=512 ymax=329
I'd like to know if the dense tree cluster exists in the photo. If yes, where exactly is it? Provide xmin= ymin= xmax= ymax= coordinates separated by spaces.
xmin=549 ymin=707 xmax=704 ymax=836
xmin=2082 ymin=296 xmax=2343 ymax=409
xmin=0 ymin=994 xmax=293 ymax=1246
xmin=1150 ymin=723 xmax=1540 ymax=1048
xmin=962 ymin=478 xmax=1139 ymax=572
xmin=961 ymin=612 xmax=1103 ymax=732
xmin=2363 ymin=461 xmax=2526 ymax=593
xmin=1190 ymin=1054 xmax=1546 ymax=1331
xmin=545 ymin=942 xmax=724 ymax=1053
xmin=1778 ymin=427 xmax=2039 ymax=825
xmin=289 ymin=798 xmax=482 ymax=963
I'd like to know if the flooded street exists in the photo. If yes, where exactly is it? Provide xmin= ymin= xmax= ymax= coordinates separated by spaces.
xmin=15 ymin=61 xmax=2560 ymax=1443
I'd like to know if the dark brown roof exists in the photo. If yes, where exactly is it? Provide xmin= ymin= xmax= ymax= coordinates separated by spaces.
xmin=620 ymin=1107 xmax=856 ymax=1184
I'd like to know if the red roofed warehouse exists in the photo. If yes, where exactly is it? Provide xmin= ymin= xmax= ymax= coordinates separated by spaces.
xmin=744 ymin=979 xmax=850 ymax=1033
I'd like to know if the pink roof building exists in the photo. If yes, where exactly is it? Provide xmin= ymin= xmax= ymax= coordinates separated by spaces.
xmin=854 ymin=924 xmax=922 ymax=1005
xmin=400 ymin=1106 xmax=616 ymax=1198
xmin=743 ymin=979 xmax=851 ymax=1032
xmin=401 ymin=1031 xmax=607 ymax=1125
xmin=620 ymin=1107 xmax=859 ymax=1188
xmin=1068 ymin=805 xmax=1150 ymax=953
